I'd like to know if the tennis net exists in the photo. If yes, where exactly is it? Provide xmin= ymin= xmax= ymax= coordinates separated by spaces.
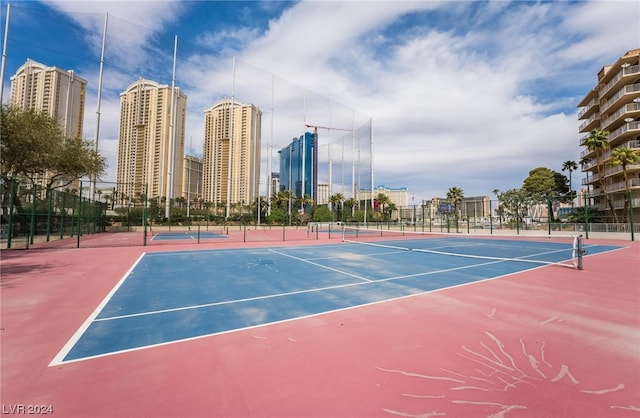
xmin=341 ymin=226 xmax=584 ymax=270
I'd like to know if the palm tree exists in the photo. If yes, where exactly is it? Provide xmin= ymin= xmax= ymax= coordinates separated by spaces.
xmin=582 ymin=129 xmax=616 ymax=222
xmin=253 ymin=196 xmax=269 ymax=222
xmin=345 ymin=197 xmax=359 ymax=217
xmin=611 ymin=146 xmax=640 ymax=222
xmin=446 ymin=186 xmax=464 ymax=232
xmin=270 ymin=190 xmax=293 ymax=212
xmin=375 ymin=192 xmax=391 ymax=220
xmin=328 ymin=193 xmax=345 ymax=220
xmin=386 ymin=202 xmax=398 ymax=221
xmin=492 ymin=189 xmax=502 ymax=228
xmin=296 ymin=193 xmax=314 ymax=211
xmin=562 ymin=160 xmax=578 ymax=208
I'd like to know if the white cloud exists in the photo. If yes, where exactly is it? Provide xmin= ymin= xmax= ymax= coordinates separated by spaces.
xmin=560 ymin=0 xmax=640 ymax=62
xmin=23 ymin=0 xmax=635 ymax=201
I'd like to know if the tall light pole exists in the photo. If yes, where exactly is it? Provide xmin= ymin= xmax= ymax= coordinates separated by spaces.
xmin=288 ymin=143 xmax=293 ymax=226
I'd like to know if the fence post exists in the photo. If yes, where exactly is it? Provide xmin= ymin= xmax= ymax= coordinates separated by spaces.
xmin=516 ymin=200 xmax=520 ymax=235
xmin=76 ymin=181 xmax=83 ymax=248
xmin=29 ymin=183 xmax=36 ymax=246
xmin=629 ymin=190 xmax=635 ymax=242
xmin=46 ymin=190 xmax=52 ymax=242
xmin=60 ymin=193 xmax=66 ymax=240
xmin=583 ymin=194 xmax=589 ymax=240
xmin=143 ymin=184 xmax=148 ymax=246
xmin=7 ymin=178 xmax=15 ymax=249
xmin=547 ymin=197 xmax=552 ymax=236
xmin=489 ymin=199 xmax=493 ymax=235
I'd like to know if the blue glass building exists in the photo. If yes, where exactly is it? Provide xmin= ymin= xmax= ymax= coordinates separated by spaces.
xmin=278 ymin=132 xmax=317 ymax=200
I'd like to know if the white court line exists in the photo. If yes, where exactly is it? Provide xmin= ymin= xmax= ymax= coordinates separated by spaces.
xmin=267 ymin=248 xmax=374 ymax=282
xmin=49 ymin=252 xmax=148 ymax=367
xmin=90 ymin=249 xmax=377 ymax=324
xmin=88 ymin=250 xmax=524 ymax=324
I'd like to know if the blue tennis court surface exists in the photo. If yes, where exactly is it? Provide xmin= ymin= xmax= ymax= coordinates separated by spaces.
xmin=52 ymin=239 xmax=621 ymax=365
xmin=151 ymin=230 xmax=227 ymax=240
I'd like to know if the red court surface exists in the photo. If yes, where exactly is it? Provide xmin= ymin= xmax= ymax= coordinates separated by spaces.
xmin=1 ymin=235 xmax=639 ymax=418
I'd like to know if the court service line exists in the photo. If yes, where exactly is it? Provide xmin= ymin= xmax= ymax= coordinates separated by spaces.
xmin=267 ymin=248 xmax=374 ymax=282
xmin=92 ymin=278 xmax=380 ymax=322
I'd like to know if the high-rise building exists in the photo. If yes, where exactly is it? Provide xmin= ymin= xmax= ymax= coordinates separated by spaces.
xmin=182 ymin=155 xmax=203 ymax=202
xmin=115 ymin=78 xmax=186 ymax=205
xmin=359 ymin=185 xmax=408 ymax=208
xmin=317 ymin=183 xmax=329 ymax=206
xmin=278 ymin=132 xmax=317 ymax=199
xmin=9 ymin=59 xmax=87 ymax=139
xmin=270 ymin=172 xmax=280 ymax=198
xmin=578 ymin=49 xmax=640 ymax=222
xmin=202 ymin=99 xmax=262 ymax=211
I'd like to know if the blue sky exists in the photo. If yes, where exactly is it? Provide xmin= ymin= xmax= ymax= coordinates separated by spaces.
xmin=1 ymin=0 xmax=638 ymax=202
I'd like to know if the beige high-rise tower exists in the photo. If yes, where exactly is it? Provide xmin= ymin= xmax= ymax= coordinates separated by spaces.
xmin=202 ymin=99 xmax=262 ymax=214
xmin=9 ymin=59 xmax=87 ymax=139
xmin=115 ymin=78 xmax=187 ymax=206
xmin=578 ymin=49 xmax=640 ymax=223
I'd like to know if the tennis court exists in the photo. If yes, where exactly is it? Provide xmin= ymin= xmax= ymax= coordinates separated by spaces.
xmin=1 ymin=232 xmax=638 ymax=417
xmin=52 ymin=233 xmax=618 ymax=364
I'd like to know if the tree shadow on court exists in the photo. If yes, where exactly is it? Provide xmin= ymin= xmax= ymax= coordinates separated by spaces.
xmin=0 ymin=256 xmax=56 ymax=289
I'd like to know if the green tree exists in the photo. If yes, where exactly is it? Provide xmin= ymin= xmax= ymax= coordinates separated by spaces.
xmin=492 ymin=189 xmax=503 ymax=228
xmin=611 ymin=146 xmax=640 ymax=222
xmin=386 ymin=202 xmax=397 ymax=221
xmin=446 ymin=186 xmax=464 ymax=231
xmin=270 ymin=190 xmax=294 ymax=212
xmin=267 ymin=208 xmax=286 ymax=225
xmin=497 ymin=188 xmax=534 ymax=227
xmin=296 ymin=193 xmax=314 ymax=214
xmin=581 ymin=129 xmax=616 ymax=222
xmin=0 ymin=105 xmax=106 ymax=193
xmin=375 ymin=192 xmax=391 ymax=220
xmin=254 ymin=196 xmax=269 ymax=222
xmin=522 ymin=167 xmax=570 ymax=209
xmin=345 ymin=197 xmax=359 ymax=218
xmin=328 ymin=193 xmax=344 ymax=220
xmin=561 ymin=160 xmax=578 ymax=208
xmin=313 ymin=206 xmax=333 ymax=222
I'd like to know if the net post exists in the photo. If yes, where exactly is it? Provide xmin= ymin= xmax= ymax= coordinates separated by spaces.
xmin=576 ymin=235 xmax=584 ymax=270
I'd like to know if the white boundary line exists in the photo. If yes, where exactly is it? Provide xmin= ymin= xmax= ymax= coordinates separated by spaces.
xmin=48 ymin=252 xmax=148 ymax=367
